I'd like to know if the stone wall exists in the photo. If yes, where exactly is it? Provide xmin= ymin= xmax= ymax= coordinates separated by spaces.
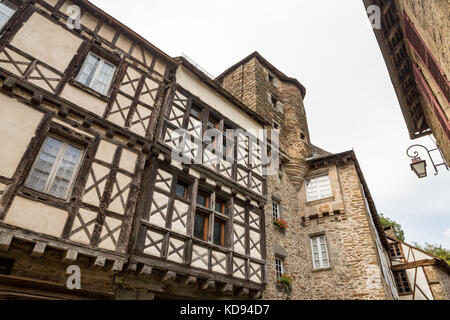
xmin=220 ymin=55 xmax=390 ymax=300
xmin=299 ymin=161 xmax=388 ymax=300
xmin=424 ymin=264 xmax=450 ymax=300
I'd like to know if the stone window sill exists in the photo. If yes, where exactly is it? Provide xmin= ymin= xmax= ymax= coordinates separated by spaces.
xmin=305 ymin=196 xmax=335 ymax=207
xmin=311 ymin=267 xmax=333 ymax=273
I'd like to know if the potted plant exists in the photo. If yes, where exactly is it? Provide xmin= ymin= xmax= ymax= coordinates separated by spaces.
xmin=277 ymin=273 xmax=293 ymax=290
xmin=273 ymin=218 xmax=288 ymax=230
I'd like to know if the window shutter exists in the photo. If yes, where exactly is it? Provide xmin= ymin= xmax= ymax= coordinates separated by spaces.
xmin=404 ymin=11 xmax=449 ymax=103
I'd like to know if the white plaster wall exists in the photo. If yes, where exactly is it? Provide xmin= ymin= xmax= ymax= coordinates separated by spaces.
xmin=0 ymin=95 xmax=43 ymax=178
xmin=11 ymin=12 xmax=82 ymax=72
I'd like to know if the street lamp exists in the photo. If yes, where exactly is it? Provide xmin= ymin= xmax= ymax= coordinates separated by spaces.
xmin=406 ymin=144 xmax=448 ymax=179
xmin=410 ymin=157 xmax=427 ymax=178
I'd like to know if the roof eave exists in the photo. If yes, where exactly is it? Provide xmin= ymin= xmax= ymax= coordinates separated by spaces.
xmin=216 ymin=51 xmax=307 ymax=99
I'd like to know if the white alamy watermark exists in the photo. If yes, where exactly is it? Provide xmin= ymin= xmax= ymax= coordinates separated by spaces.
xmin=367 ymin=5 xmax=381 ymax=30
xmin=66 ymin=5 xmax=81 ymax=30
xmin=66 ymin=265 xmax=81 ymax=290
xmin=170 ymin=128 xmax=280 ymax=177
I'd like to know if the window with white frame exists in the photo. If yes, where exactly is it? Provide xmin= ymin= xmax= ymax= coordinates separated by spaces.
xmin=272 ymin=201 xmax=280 ymax=219
xmin=275 ymin=258 xmax=284 ymax=278
xmin=25 ymin=136 xmax=84 ymax=200
xmin=0 ymin=0 xmax=17 ymax=30
xmin=310 ymin=235 xmax=330 ymax=269
xmin=76 ymin=52 xmax=116 ymax=95
xmin=306 ymin=174 xmax=332 ymax=202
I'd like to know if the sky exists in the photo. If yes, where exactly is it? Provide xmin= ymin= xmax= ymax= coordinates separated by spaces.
xmin=90 ymin=0 xmax=450 ymax=248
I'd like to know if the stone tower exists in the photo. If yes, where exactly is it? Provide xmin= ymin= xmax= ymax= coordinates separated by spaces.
xmin=216 ymin=52 xmax=312 ymax=189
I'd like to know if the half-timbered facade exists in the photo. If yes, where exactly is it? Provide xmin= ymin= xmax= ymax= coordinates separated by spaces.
xmin=120 ymin=58 xmax=268 ymax=299
xmin=0 ymin=0 xmax=176 ymax=299
xmin=0 ymin=0 xmax=447 ymax=300
xmin=385 ymin=228 xmax=450 ymax=300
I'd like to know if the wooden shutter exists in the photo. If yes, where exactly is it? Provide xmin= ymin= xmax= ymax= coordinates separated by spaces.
xmin=403 ymin=11 xmax=449 ymax=103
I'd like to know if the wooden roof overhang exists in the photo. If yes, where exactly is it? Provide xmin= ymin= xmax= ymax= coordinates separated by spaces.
xmin=173 ymin=56 xmax=270 ymax=127
xmin=362 ymin=0 xmax=430 ymax=140
xmin=215 ymin=51 xmax=307 ymax=100
xmin=307 ymin=150 xmax=390 ymax=249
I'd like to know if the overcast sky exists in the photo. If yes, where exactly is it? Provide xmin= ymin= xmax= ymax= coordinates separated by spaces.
xmin=90 ymin=0 xmax=450 ymax=248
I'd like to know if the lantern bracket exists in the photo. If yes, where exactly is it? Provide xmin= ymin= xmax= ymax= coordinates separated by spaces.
xmin=406 ymin=144 xmax=448 ymax=177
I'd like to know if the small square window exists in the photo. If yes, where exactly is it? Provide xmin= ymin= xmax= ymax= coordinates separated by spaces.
xmin=215 ymin=198 xmax=226 ymax=214
xmin=175 ymin=181 xmax=189 ymax=199
xmin=25 ymin=136 xmax=84 ymax=200
xmin=207 ymin=116 xmax=220 ymax=130
xmin=394 ymin=271 xmax=412 ymax=294
xmin=0 ymin=0 xmax=17 ymax=30
xmin=193 ymin=213 xmax=208 ymax=241
xmin=306 ymin=175 xmax=332 ymax=202
xmin=76 ymin=51 xmax=117 ymax=96
xmin=389 ymin=243 xmax=403 ymax=258
xmin=213 ymin=219 xmax=225 ymax=247
xmin=196 ymin=191 xmax=210 ymax=208
xmin=190 ymin=105 xmax=201 ymax=118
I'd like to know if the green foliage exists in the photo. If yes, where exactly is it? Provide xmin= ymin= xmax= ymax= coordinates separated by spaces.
xmin=414 ymin=243 xmax=450 ymax=265
xmin=378 ymin=213 xmax=405 ymax=242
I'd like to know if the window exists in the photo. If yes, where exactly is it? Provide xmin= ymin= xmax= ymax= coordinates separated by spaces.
xmin=25 ymin=136 xmax=84 ymax=200
xmin=394 ymin=271 xmax=412 ymax=294
xmin=193 ymin=213 xmax=208 ymax=241
xmin=275 ymin=258 xmax=284 ymax=278
xmin=310 ymin=235 xmax=330 ymax=269
xmin=175 ymin=181 xmax=189 ymax=199
xmin=270 ymin=95 xmax=278 ymax=109
xmin=190 ymin=105 xmax=201 ymax=119
xmin=76 ymin=52 xmax=116 ymax=95
xmin=268 ymin=72 xmax=276 ymax=86
xmin=306 ymin=174 xmax=332 ymax=202
xmin=213 ymin=219 xmax=225 ymax=247
xmin=272 ymin=121 xmax=280 ymax=130
xmin=207 ymin=116 xmax=220 ymax=130
xmin=215 ymin=198 xmax=226 ymax=215
xmin=0 ymin=0 xmax=17 ymax=30
xmin=272 ymin=202 xmax=280 ymax=219
xmin=389 ymin=243 xmax=403 ymax=259
xmin=196 ymin=191 xmax=210 ymax=208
